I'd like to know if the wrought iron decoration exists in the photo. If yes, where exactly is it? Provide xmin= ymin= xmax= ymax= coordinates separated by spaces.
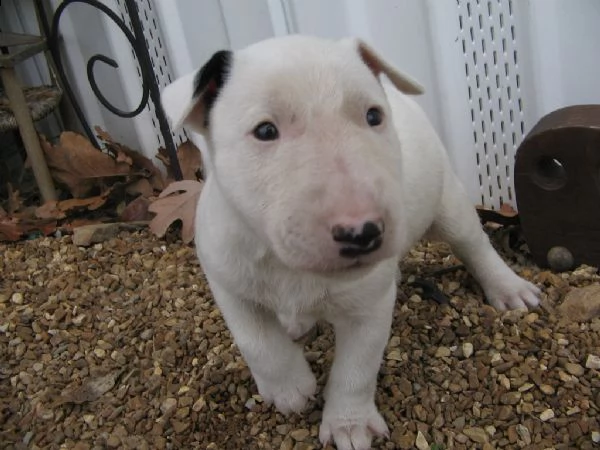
xmin=34 ymin=0 xmax=183 ymax=180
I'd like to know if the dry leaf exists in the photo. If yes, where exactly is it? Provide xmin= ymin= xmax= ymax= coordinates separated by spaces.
xmin=0 ymin=217 xmax=24 ymax=241
xmin=125 ymin=178 xmax=154 ymax=198
xmin=120 ymin=196 xmax=152 ymax=222
xmin=36 ymin=192 xmax=112 ymax=220
xmin=499 ymin=203 xmax=518 ymax=217
xmin=58 ymin=371 xmax=120 ymax=405
xmin=148 ymin=180 xmax=203 ymax=243
xmin=41 ymin=132 xmax=132 ymax=198
xmin=7 ymin=183 xmax=22 ymax=214
xmin=0 ymin=217 xmax=56 ymax=242
xmin=157 ymin=141 xmax=203 ymax=182
xmin=476 ymin=203 xmax=520 ymax=227
xmin=96 ymin=126 xmax=165 ymax=192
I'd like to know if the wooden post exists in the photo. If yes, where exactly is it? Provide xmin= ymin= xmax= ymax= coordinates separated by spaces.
xmin=0 ymin=66 xmax=57 ymax=201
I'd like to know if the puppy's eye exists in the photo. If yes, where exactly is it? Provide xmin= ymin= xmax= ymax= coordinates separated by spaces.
xmin=253 ymin=122 xmax=279 ymax=141
xmin=366 ymin=107 xmax=383 ymax=127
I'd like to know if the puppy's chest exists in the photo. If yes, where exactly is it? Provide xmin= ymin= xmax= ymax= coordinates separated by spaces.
xmin=225 ymin=258 xmax=329 ymax=312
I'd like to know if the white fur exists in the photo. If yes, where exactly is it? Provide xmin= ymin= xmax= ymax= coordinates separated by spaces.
xmin=161 ymin=35 xmax=540 ymax=450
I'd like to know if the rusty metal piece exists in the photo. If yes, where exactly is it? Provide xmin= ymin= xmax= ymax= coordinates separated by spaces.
xmin=514 ymin=105 xmax=600 ymax=270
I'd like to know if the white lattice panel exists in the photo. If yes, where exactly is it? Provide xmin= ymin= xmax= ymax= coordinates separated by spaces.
xmin=458 ymin=0 xmax=526 ymax=207
xmin=114 ymin=0 xmax=188 ymax=148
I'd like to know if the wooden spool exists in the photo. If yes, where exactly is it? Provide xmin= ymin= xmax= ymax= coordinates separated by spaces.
xmin=515 ymin=105 xmax=600 ymax=270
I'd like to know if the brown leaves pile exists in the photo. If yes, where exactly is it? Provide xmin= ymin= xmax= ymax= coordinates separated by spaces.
xmin=1 ymin=128 xmax=204 ymax=244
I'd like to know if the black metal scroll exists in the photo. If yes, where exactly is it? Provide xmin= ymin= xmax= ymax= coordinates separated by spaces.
xmin=34 ymin=0 xmax=183 ymax=180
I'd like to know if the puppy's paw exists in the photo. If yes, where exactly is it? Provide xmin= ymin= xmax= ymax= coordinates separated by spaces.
xmin=485 ymin=273 xmax=541 ymax=311
xmin=319 ymin=402 xmax=389 ymax=450
xmin=253 ymin=359 xmax=317 ymax=415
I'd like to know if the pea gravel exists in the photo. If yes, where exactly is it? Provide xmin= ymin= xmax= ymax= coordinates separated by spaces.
xmin=1 ymin=229 xmax=599 ymax=450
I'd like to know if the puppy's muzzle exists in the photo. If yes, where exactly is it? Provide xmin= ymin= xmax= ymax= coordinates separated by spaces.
xmin=331 ymin=220 xmax=384 ymax=258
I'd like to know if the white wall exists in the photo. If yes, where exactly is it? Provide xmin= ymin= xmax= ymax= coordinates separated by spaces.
xmin=526 ymin=0 xmax=600 ymax=118
xmin=5 ymin=0 xmax=600 ymax=207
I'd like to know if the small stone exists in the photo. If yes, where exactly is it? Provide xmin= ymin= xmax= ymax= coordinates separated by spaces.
xmin=462 ymin=342 xmax=474 ymax=358
xmin=539 ymin=409 xmax=555 ymax=421
xmin=463 ymin=427 xmax=488 ymax=443
xmin=177 ymin=385 xmax=190 ymax=395
xmin=280 ymin=438 xmax=294 ymax=450
xmin=192 ymin=397 xmax=206 ymax=412
xmin=540 ymin=384 xmax=555 ymax=395
xmin=83 ymin=414 xmax=95 ymax=425
xmin=72 ymin=314 xmax=86 ymax=326
xmin=176 ymin=407 xmax=190 ymax=419
xmin=290 ymin=429 xmax=310 ymax=441
xmin=160 ymin=397 xmax=177 ymax=415
xmin=516 ymin=424 xmax=531 ymax=445
xmin=435 ymin=346 xmax=451 ymax=358
xmin=11 ymin=293 xmax=24 ymax=304
xmin=592 ymin=431 xmax=600 ymax=443
xmin=140 ymin=329 xmax=154 ymax=340
xmin=565 ymin=362 xmax=585 ymax=376
xmin=387 ymin=349 xmax=403 ymax=361
xmin=106 ymin=435 xmax=121 ymax=448
xmin=171 ymin=420 xmax=189 ymax=433
xmin=244 ymin=398 xmax=256 ymax=410
xmin=93 ymin=348 xmax=106 ymax=358
xmin=585 ymin=354 xmax=600 ymax=369
xmin=415 ymin=431 xmax=429 ymax=450
xmin=500 ymin=391 xmax=521 ymax=405
xmin=524 ymin=313 xmax=539 ymax=323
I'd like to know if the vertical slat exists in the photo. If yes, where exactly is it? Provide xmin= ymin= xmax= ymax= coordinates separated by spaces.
xmin=458 ymin=0 xmax=527 ymax=208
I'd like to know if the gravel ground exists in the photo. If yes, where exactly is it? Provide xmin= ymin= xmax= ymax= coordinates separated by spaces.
xmin=1 ymin=228 xmax=599 ymax=450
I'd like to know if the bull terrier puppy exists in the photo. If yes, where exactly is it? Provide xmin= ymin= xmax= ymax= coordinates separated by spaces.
xmin=161 ymin=35 xmax=540 ymax=450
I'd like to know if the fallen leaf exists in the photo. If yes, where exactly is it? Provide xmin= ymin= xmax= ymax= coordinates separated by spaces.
xmin=0 ymin=217 xmax=24 ymax=241
xmin=40 ymin=132 xmax=132 ymax=198
xmin=120 ymin=196 xmax=152 ymax=222
xmin=58 ymin=371 xmax=121 ymax=405
xmin=157 ymin=140 xmax=203 ymax=182
xmin=96 ymin=126 xmax=165 ymax=191
xmin=125 ymin=178 xmax=154 ymax=198
xmin=7 ymin=183 xmax=22 ymax=214
xmin=499 ymin=203 xmax=518 ymax=217
xmin=0 ymin=217 xmax=56 ymax=242
xmin=148 ymin=180 xmax=203 ymax=243
xmin=476 ymin=203 xmax=520 ymax=227
xmin=36 ymin=193 xmax=111 ymax=220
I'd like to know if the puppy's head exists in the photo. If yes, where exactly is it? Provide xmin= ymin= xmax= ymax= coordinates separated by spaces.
xmin=162 ymin=35 xmax=424 ymax=272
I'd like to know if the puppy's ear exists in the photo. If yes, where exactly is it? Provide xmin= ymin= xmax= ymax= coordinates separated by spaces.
xmin=342 ymin=38 xmax=424 ymax=95
xmin=161 ymin=50 xmax=233 ymax=133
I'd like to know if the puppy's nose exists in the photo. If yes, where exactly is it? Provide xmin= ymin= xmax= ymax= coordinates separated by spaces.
xmin=331 ymin=220 xmax=384 ymax=257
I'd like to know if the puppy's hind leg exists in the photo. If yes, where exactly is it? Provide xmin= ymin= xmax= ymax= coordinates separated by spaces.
xmin=430 ymin=172 xmax=540 ymax=310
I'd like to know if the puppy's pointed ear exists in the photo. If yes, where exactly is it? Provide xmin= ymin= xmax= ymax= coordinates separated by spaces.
xmin=161 ymin=50 xmax=233 ymax=133
xmin=342 ymin=38 xmax=424 ymax=95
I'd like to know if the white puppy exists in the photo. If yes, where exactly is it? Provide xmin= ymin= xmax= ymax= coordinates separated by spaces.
xmin=161 ymin=35 xmax=540 ymax=450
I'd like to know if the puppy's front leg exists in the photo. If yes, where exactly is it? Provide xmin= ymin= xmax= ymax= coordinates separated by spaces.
xmin=432 ymin=172 xmax=540 ymax=310
xmin=208 ymin=280 xmax=317 ymax=414
xmin=319 ymin=282 xmax=396 ymax=450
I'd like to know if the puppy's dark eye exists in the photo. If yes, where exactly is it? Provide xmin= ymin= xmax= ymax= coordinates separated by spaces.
xmin=253 ymin=122 xmax=279 ymax=141
xmin=366 ymin=107 xmax=383 ymax=127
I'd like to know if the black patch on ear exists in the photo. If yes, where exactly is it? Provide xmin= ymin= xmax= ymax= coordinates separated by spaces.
xmin=193 ymin=50 xmax=233 ymax=127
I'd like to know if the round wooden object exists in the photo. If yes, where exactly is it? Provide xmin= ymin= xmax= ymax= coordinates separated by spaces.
xmin=515 ymin=105 xmax=600 ymax=269
xmin=0 ymin=85 xmax=62 ymax=132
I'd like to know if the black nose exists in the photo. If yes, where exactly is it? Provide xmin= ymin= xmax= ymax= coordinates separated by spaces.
xmin=332 ymin=220 xmax=384 ymax=257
